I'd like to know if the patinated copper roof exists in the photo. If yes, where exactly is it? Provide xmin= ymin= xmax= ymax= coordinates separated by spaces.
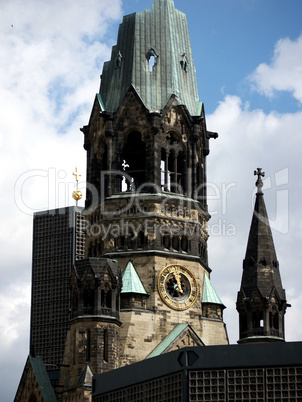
xmin=99 ymin=0 xmax=201 ymax=115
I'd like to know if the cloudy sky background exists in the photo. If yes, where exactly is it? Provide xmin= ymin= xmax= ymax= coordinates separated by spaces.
xmin=1 ymin=0 xmax=302 ymax=399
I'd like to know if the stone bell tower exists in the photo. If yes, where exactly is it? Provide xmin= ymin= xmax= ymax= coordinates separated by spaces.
xmin=58 ymin=258 xmax=121 ymax=400
xmin=81 ymin=0 xmax=228 ymax=367
xmin=237 ymin=169 xmax=289 ymax=344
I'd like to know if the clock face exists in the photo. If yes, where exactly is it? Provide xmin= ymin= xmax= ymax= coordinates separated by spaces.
xmin=158 ymin=265 xmax=198 ymax=311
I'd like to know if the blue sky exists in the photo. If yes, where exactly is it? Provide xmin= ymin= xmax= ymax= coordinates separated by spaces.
xmin=1 ymin=0 xmax=302 ymax=400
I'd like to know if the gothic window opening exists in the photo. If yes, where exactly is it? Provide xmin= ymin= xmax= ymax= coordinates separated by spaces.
xmin=101 ymin=290 xmax=105 ymax=307
xmin=196 ymin=163 xmax=206 ymax=206
xmin=180 ymin=53 xmax=188 ymax=72
xmin=127 ymin=230 xmax=136 ymax=250
xmin=146 ymin=47 xmax=158 ymax=72
xmin=83 ymin=287 xmax=95 ymax=313
xmin=86 ymin=329 xmax=91 ymax=362
xmin=252 ymin=311 xmax=264 ymax=329
xmin=115 ymin=50 xmax=122 ymax=69
xmin=148 ymin=55 xmax=156 ymax=72
xmin=181 ymin=236 xmax=188 ymax=253
xmin=177 ymin=151 xmax=185 ymax=192
xmin=161 ymin=133 xmax=185 ymax=193
xmin=163 ymin=235 xmax=170 ymax=250
xmin=161 ymin=148 xmax=170 ymax=191
xmin=121 ymin=131 xmax=146 ymax=191
xmin=168 ymin=150 xmax=177 ymax=193
xmin=199 ymin=242 xmax=206 ymax=259
xmin=172 ymin=236 xmax=179 ymax=251
xmin=103 ymin=329 xmax=108 ymax=363
xmin=270 ymin=311 xmax=279 ymax=330
xmin=106 ymin=290 xmax=112 ymax=308
xmin=117 ymin=236 xmax=126 ymax=250
xmin=137 ymin=231 xmax=145 ymax=249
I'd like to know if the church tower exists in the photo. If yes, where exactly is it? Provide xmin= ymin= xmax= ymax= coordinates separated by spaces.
xmin=81 ymin=0 xmax=228 ymax=366
xmin=237 ymin=169 xmax=289 ymax=344
xmin=57 ymin=258 xmax=121 ymax=400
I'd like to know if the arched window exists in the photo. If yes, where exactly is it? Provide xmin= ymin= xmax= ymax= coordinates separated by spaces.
xmin=137 ymin=231 xmax=145 ymax=249
xmin=83 ymin=287 xmax=95 ymax=312
xmin=146 ymin=47 xmax=158 ymax=72
xmin=252 ymin=311 xmax=263 ymax=328
xmin=163 ymin=235 xmax=170 ymax=250
xmin=172 ymin=236 xmax=179 ymax=251
xmin=181 ymin=236 xmax=188 ymax=253
xmin=106 ymin=290 xmax=112 ymax=308
xmin=161 ymin=148 xmax=167 ymax=190
xmin=127 ymin=230 xmax=136 ymax=250
xmin=161 ymin=132 xmax=185 ymax=194
xmin=168 ymin=149 xmax=177 ymax=192
xmin=121 ymin=132 xmax=146 ymax=191
xmin=117 ymin=236 xmax=126 ymax=250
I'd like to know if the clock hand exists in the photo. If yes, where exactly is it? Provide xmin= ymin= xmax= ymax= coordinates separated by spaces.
xmin=172 ymin=270 xmax=183 ymax=294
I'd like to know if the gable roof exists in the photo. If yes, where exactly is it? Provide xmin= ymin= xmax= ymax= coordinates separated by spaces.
xmin=15 ymin=355 xmax=57 ymax=402
xmin=74 ymin=258 xmax=120 ymax=284
xmin=121 ymin=261 xmax=147 ymax=295
xmin=146 ymin=323 xmax=204 ymax=359
xmin=29 ymin=356 xmax=57 ymax=401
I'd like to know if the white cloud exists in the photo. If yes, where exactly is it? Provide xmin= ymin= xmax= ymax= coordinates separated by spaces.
xmin=207 ymin=95 xmax=302 ymax=345
xmin=0 ymin=1 xmax=123 ymax=399
xmin=249 ymin=35 xmax=302 ymax=103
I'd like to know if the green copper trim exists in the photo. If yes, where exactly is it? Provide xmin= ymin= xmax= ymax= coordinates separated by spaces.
xmin=28 ymin=355 xmax=57 ymax=401
xmin=99 ymin=0 xmax=201 ymax=115
xmin=202 ymin=273 xmax=224 ymax=306
xmin=96 ymin=93 xmax=105 ymax=111
xmin=121 ymin=261 xmax=147 ymax=295
xmin=147 ymin=323 xmax=189 ymax=358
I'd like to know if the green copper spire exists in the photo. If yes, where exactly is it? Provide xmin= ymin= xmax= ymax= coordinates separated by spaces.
xmin=202 ymin=273 xmax=224 ymax=306
xmin=99 ymin=0 xmax=201 ymax=115
xmin=121 ymin=261 xmax=147 ymax=295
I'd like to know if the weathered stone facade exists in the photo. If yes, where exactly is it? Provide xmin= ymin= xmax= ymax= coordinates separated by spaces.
xmin=15 ymin=2 xmax=229 ymax=401
xmin=72 ymin=0 xmax=228 ymax=394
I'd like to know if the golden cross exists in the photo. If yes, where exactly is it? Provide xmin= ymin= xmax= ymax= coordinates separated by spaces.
xmin=73 ymin=167 xmax=81 ymax=182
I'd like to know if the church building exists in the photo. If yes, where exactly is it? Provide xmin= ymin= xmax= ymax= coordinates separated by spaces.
xmin=15 ymin=1 xmax=293 ymax=401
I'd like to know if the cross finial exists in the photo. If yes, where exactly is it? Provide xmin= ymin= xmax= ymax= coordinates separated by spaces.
xmin=72 ymin=167 xmax=82 ymax=204
xmin=254 ymin=167 xmax=265 ymax=194
xmin=73 ymin=167 xmax=81 ymax=182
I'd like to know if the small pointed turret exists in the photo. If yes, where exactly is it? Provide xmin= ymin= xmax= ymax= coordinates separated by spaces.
xmin=121 ymin=261 xmax=149 ymax=310
xmin=237 ymin=169 xmax=289 ymax=344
